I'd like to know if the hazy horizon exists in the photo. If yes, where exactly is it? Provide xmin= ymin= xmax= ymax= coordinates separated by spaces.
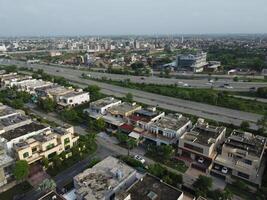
xmin=1 ymin=0 xmax=267 ymax=37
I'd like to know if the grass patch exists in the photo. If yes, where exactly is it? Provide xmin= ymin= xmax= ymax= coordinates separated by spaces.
xmin=225 ymin=184 xmax=255 ymax=200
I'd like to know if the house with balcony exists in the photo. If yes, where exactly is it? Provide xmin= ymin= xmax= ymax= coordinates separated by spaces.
xmin=178 ymin=119 xmax=226 ymax=173
xmin=13 ymin=125 xmax=79 ymax=164
xmin=211 ymin=130 xmax=267 ymax=186
xmin=142 ymin=113 xmax=192 ymax=145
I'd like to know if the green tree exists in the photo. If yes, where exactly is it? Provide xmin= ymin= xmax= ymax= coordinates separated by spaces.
xmin=39 ymin=98 xmax=56 ymax=112
xmin=126 ymin=139 xmax=137 ymax=156
xmin=95 ymin=118 xmax=106 ymax=131
xmin=125 ymin=92 xmax=133 ymax=103
xmin=42 ymin=157 xmax=49 ymax=169
xmin=13 ymin=160 xmax=29 ymax=181
xmin=84 ymin=85 xmax=101 ymax=101
xmin=193 ymin=175 xmax=213 ymax=197
xmin=240 ymin=121 xmax=250 ymax=130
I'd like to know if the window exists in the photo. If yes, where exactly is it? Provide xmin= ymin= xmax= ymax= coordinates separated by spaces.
xmin=46 ymin=143 xmax=55 ymax=150
xmin=237 ymin=172 xmax=250 ymax=179
xmin=184 ymin=143 xmax=203 ymax=153
xmin=23 ymin=152 xmax=29 ymax=158
xmin=64 ymin=138 xmax=70 ymax=145
xmin=244 ymin=159 xmax=252 ymax=165
xmin=32 ymin=147 xmax=37 ymax=153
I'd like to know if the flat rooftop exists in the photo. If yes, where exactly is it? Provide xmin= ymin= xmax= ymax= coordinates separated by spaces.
xmin=107 ymin=102 xmax=141 ymax=115
xmin=225 ymin=130 xmax=266 ymax=157
xmin=125 ymin=174 xmax=183 ymax=200
xmin=16 ymin=79 xmax=53 ymax=88
xmin=90 ymin=97 xmax=121 ymax=108
xmin=129 ymin=109 xmax=161 ymax=123
xmin=1 ymin=122 xmax=47 ymax=141
xmin=61 ymin=91 xmax=88 ymax=98
xmin=0 ymin=146 xmax=13 ymax=167
xmin=0 ymin=104 xmax=17 ymax=118
xmin=38 ymin=191 xmax=66 ymax=200
xmin=74 ymin=156 xmax=136 ymax=200
xmin=0 ymin=113 xmax=31 ymax=129
xmin=152 ymin=114 xmax=190 ymax=131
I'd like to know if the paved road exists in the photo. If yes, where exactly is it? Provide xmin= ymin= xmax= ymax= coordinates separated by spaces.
xmin=1 ymin=59 xmax=267 ymax=91
xmin=1 ymin=59 xmax=263 ymax=129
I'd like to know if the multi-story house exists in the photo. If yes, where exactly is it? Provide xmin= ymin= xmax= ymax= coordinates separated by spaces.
xmin=13 ymin=125 xmax=79 ymax=164
xmin=142 ymin=114 xmax=192 ymax=145
xmin=211 ymin=130 xmax=267 ymax=186
xmin=178 ymin=119 xmax=226 ymax=173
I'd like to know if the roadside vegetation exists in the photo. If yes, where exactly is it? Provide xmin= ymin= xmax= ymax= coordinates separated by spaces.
xmin=90 ymin=77 xmax=267 ymax=115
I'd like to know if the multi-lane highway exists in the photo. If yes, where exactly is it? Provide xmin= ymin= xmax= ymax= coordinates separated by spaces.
xmin=2 ymin=59 xmax=267 ymax=91
xmin=0 ymin=59 xmax=263 ymax=129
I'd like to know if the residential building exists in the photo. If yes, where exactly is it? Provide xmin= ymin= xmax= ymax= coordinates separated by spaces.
xmin=36 ymin=85 xmax=89 ymax=107
xmin=13 ymin=125 xmax=79 ymax=164
xmin=0 ymin=73 xmax=32 ymax=88
xmin=107 ymin=102 xmax=142 ymax=119
xmin=143 ymin=114 xmax=192 ymax=145
xmin=74 ymin=156 xmax=138 ymax=200
xmin=0 ymin=104 xmax=32 ymax=134
xmin=178 ymin=119 xmax=226 ymax=173
xmin=57 ymin=89 xmax=89 ymax=107
xmin=127 ymin=107 xmax=165 ymax=130
xmin=0 ymin=122 xmax=50 ymax=153
xmin=0 ymin=146 xmax=14 ymax=187
xmin=176 ymin=52 xmax=207 ymax=73
xmin=116 ymin=174 xmax=184 ymax=200
xmin=83 ymin=97 xmax=122 ymax=118
xmin=11 ymin=79 xmax=54 ymax=94
xmin=211 ymin=130 xmax=267 ymax=185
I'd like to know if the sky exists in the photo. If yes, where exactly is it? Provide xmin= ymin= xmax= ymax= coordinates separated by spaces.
xmin=0 ymin=0 xmax=267 ymax=36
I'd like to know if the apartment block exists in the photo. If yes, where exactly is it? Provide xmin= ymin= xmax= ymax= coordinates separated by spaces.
xmin=211 ymin=130 xmax=267 ymax=185
xmin=74 ymin=156 xmax=138 ymax=200
xmin=13 ymin=126 xmax=79 ymax=164
xmin=142 ymin=114 xmax=192 ymax=145
xmin=178 ymin=119 xmax=226 ymax=173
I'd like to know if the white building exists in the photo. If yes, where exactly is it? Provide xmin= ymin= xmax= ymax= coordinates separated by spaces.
xmin=74 ymin=156 xmax=138 ymax=200
xmin=57 ymin=90 xmax=90 ymax=107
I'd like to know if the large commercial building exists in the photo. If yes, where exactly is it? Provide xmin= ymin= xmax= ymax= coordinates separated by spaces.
xmin=211 ymin=130 xmax=267 ymax=185
xmin=178 ymin=119 xmax=226 ymax=173
xmin=74 ymin=156 xmax=138 ymax=200
xmin=176 ymin=52 xmax=207 ymax=73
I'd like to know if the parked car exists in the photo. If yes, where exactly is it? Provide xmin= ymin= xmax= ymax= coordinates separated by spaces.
xmin=197 ymin=157 xmax=205 ymax=164
xmin=214 ymin=165 xmax=220 ymax=170
xmin=221 ymin=167 xmax=228 ymax=174
xmin=134 ymin=155 xmax=145 ymax=164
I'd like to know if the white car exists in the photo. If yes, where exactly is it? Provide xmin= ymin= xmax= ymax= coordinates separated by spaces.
xmin=197 ymin=157 xmax=204 ymax=164
xmin=183 ymin=83 xmax=189 ymax=87
xmin=221 ymin=167 xmax=228 ymax=174
xmin=134 ymin=155 xmax=145 ymax=164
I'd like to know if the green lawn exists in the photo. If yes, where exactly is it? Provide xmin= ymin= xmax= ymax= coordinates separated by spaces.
xmin=1 ymin=181 xmax=33 ymax=200
xmin=165 ymin=159 xmax=188 ymax=173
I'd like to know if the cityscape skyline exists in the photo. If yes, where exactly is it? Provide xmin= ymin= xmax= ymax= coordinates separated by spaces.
xmin=1 ymin=0 xmax=267 ymax=36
